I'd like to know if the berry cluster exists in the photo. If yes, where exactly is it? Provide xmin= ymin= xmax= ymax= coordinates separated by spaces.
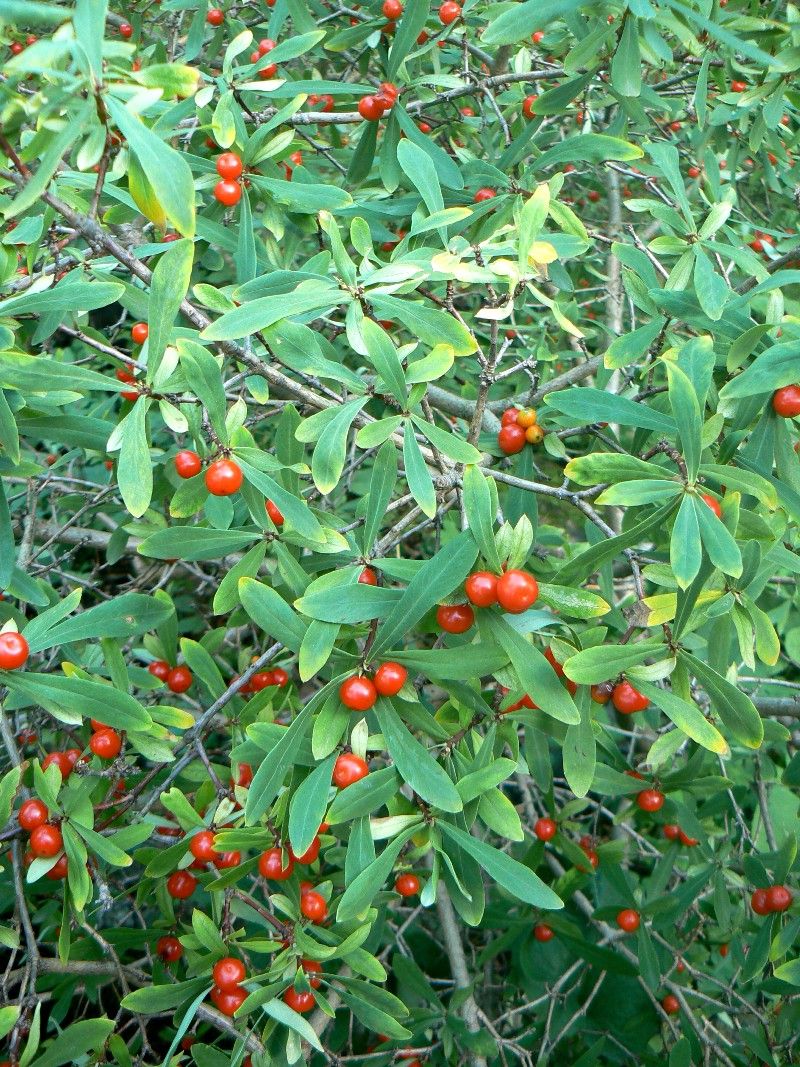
xmin=498 ymin=407 xmax=544 ymax=454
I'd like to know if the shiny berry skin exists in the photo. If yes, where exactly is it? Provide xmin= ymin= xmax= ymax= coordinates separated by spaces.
xmin=210 ymin=985 xmax=246 ymax=1016
xmin=131 ymin=322 xmax=148 ymax=344
xmin=662 ymin=824 xmax=680 ymax=841
xmin=166 ymin=870 xmax=197 ymax=899
xmin=616 ymin=908 xmax=640 ymax=932
xmin=206 ymin=8 xmax=224 ymax=25
xmin=119 ymin=22 xmax=133 ymax=38
xmin=213 ymin=179 xmax=242 ymax=206
xmin=358 ymin=567 xmax=378 ymax=585
xmin=333 ymin=752 xmax=369 ymax=788
xmin=612 ymin=681 xmax=649 ymax=714
xmin=259 ymin=847 xmax=294 ymax=880
xmin=42 ymin=752 xmax=74 ymax=778
xmin=30 ymin=823 xmax=63 ymax=858
xmin=661 ymin=994 xmax=679 ymax=1015
xmin=190 ymin=830 xmax=220 ymax=863
xmin=216 ymin=152 xmax=243 ymax=180
xmin=358 ymin=95 xmax=384 ymax=122
xmin=590 ymin=682 xmax=613 ymax=704
xmin=0 ymin=631 xmax=29 ymax=671
xmin=526 ymin=424 xmax=544 ymax=445
xmin=149 ymin=660 xmax=170 ymax=681
xmin=284 ymin=987 xmax=315 ymax=1012
xmin=474 ymin=187 xmax=496 ymax=202
xmin=677 ymin=828 xmax=699 ymax=847
xmin=395 ymin=873 xmax=420 ymax=897
xmin=751 ymin=888 xmax=771 ymax=915
xmin=291 ymin=836 xmax=321 ymax=865
xmin=266 ymin=499 xmax=284 ymax=525
xmin=272 ymin=667 xmax=289 ymax=687
xmin=731 ymin=79 xmax=746 ymax=92
xmin=772 ymin=385 xmax=800 ymax=417
xmin=301 ymin=959 xmax=322 ymax=987
xmin=382 ymin=0 xmax=403 ymax=16
xmin=340 ymin=675 xmax=378 ymax=711
xmin=45 ymin=854 xmax=68 ymax=880
xmin=533 ymin=923 xmax=554 ymax=942
xmin=522 ymin=95 xmax=538 ymax=119
xmin=90 ymin=729 xmax=122 ymax=759
xmin=636 ymin=789 xmax=665 ymax=813
xmin=250 ymin=670 xmax=274 ymax=691
xmin=213 ymin=956 xmax=246 ymax=992
xmin=175 ymin=450 xmax=202 ymax=478
xmin=465 ymin=571 xmax=498 ymax=607
xmin=766 ymin=885 xmax=793 ymax=912
xmin=496 ymin=570 xmax=539 ymax=614
xmin=436 ymin=603 xmax=475 ymax=634
xmin=498 ymin=424 xmax=526 ymax=454
xmin=534 ymin=817 xmax=557 ymax=842
xmin=439 ymin=1 xmax=461 ymax=24
xmin=701 ymin=493 xmax=722 ymax=518
xmin=205 ymin=458 xmax=243 ymax=495
xmin=544 ymin=647 xmax=564 ymax=676
xmin=167 ymin=666 xmax=192 ymax=694
xmin=374 ymin=662 xmax=407 ymax=697
xmin=18 ymin=799 xmax=48 ymax=831
xmin=216 ymin=850 xmax=241 ymax=868
xmin=501 ymin=407 xmax=520 ymax=426
xmin=300 ymin=890 xmax=328 ymax=923
xmin=157 ymin=935 xmax=183 ymax=962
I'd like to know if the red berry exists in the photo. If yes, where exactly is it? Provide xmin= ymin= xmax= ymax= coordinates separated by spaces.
xmin=766 ymin=885 xmax=793 ymax=912
xmin=272 ymin=667 xmax=289 ymax=687
xmin=157 ymin=935 xmax=183 ymax=962
xmin=662 ymin=824 xmax=680 ymax=841
xmin=213 ymin=956 xmax=246 ymax=992
xmin=498 ymin=424 xmax=527 ymax=454
xmin=701 ymin=493 xmax=722 ymax=518
xmin=772 ymin=385 xmax=800 ymax=417
xmin=677 ymin=828 xmax=699 ymax=847
xmin=207 ymin=8 xmax=224 ymax=25
xmin=532 ymin=30 xmax=544 ymax=43
xmin=119 ymin=22 xmax=133 ymax=38
xmin=300 ymin=890 xmax=328 ymax=923
xmin=340 ymin=675 xmax=378 ymax=711
xmin=611 ymin=681 xmax=649 ymax=714
xmin=533 ymin=923 xmax=554 ymax=942
xmin=216 ymin=152 xmax=243 ymax=180
xmin=42 ymin=752 xmax=74 ymax=779
xmin=18 ymin=799 xmax=48 ymax=832
xmin=205 ymin=458 xmax=243 ymax=495
xmin=395 ymin=873 xmax=420 ymax=897
xmin=382 ymin=0 xmax=403 ymax=17
xmin=436 ymin=603 xmax=475 ymax=634
xmin=258 ymin=37 xmax=276 ymax=53
xmin=662 ymin=994 xmax=679 ymax=1015
xmin=496 ymin=570 xmax=539 ymax=614
xmin=210 ymin=985 xmax=246 ymax=1016
xmin=149 ymin=660 xmax=170 ymax=681
xmin=751 ymin=888 xmax=771 ymax=915
xmin=474 ymin=187 xmax=497 ymax=202
xmin=522 ymin=95 xmax=538 ymax=119
xmin=259 ymin=847 xmax=294 ymax=880
xmin=291 ymin=836 xmax=321 ymax=865
xmin=166 ymin=870 xmax=198 ymax=899
xmin=439 ymin=1 xmax=461 ymax=24
xmin=501 ymin=407 xmax=521 ymax=425
xmin=190 ymin=830 xmax=220 ymax=864
xmin=284 ymin=987 xmax=315 ymax=1012
xmin=131 ymin=322 xmax=148 ymax=344
xmin=175 ymin=450 xmax=202 ymax=479
xmin=333 ymin=752 xmax=369 ymax=788
xmin=167 ymin=666 xmax=192 ymax=694
xmin=30 ymin=823 xmax=63 ymax=858
xmin=358 ymin=95 xmax=384 ymax=122
xmin=358 ymin=567 xmax=378 ymax=585
xmin=374 ymin=662 xmax=407 ymax=697
xmin=688 ymin=165 xmax=701 ymax=178
xmin=90 ymin=729 xmax=122 ymax=759
xmin=636 ymin=789 xmax=665 ymax=813
xmin=465 ymin=571 xmax=498 ymax=607
xmin=0 ymin=631 xmax=29 ymax=671
xmin=301 ymin=959 xmax=322 ymax=988
xmin=266 ymin=499 xmax=284 ymax=525
xmin=45 ymin=854 xmax=68 ymax=880
xmin=616 ymin=908 xmax=640 ymax=933
xmin=534 ymin=817 xmax=557 ymax=842
xmin=214 ymin=179 xmax=242 ymax=206
xmin=731 ymin=79 xmax=747 ymax=92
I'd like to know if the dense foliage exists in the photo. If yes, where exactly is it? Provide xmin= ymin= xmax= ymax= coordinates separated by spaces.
xmin=1 ymin=0 xmax=800 ymax=1064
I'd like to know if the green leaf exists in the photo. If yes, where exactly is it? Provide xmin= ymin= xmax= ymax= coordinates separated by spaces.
xmin=397 ymin=138 xmax=444 ymax=218
xmin=544 ymin=387 xmax=675 ymax=433
xmin=564 ymin=453 xmax=671 ymax=486
xmin=138 ymin=526 xmax=260 ymax=562
xmin=388 ymin=0 xmax=431 ymax=78
xmin=536 ymin=583 xmax=610 ymax=619
xmin=611 ymin=14 xmax=642 ymax=97
xmin=296 ymin=583 xmax=398 ymax=624
xmin=671 ymin=493 xmax=702 ymax=589
xmin=244 ymin=703 xmax=313 ymax=823
xmin=117 ymin=399 xmax=152 ymax=519
xmin=335 ymin=979 xmax=411 ymax=1041
xmin=120 ymin=979 xmax=209 ymax=1015
xmin=680 ymin=652 xmax=763 ymax=749
xmin=239 ymin=577 xmax=308 ymax=652
xmin=26 ymin=1018 xmax=115 ymax=1067
xmin=5 ymin=673 xmax=152 ymax=731
xmin=361 ymin=318 xmax=407 ymax=405
xmin=106 ymin=98 xmax=195 ymax=237
xmin=534 ymin=134 xmax=644 ymax=172
xmin=482 ymin=0 xmax=588 ymax=46
xmin=374 ymin=700 xmax=463 ymax=812
xmin=310 ymin=397 xmax=366 ymax=495
xmin=236 ymin=458 xmax=325 ymax=543
xmin=337 ymin=824 xmax=421 ymax=922
xmin=438 ymin=822 xmax=562 ymax=909
xmin=563 ymin=705 xmax=596 ymax=798
xmin=462 ymin=465 xmax=502 ymax=572
xmin=362 ymin=440 xmax=398 ymax=555
xmin=27 ymin=593 xmax=172 ymax=652
xmin=563 ymin=638 xmax=665 ymax=684
xmin=402 ymin=426 xmax=436 ymax=518
xmin=199 ymin=288 xmax=340 ymax=341
xmin=410 ymin=415 xmax=482 ymax=464
xmin=693 ymin=248 xmax=728 ymax=322
xmin=634 ymin=680 xmax=729 ymax=755
xmin=0 ymin=351 xmax=119 ymax=393
xmin=261 ymin=998 xmax=325 ymax=1051
xmin=371 ymin=531 xmax=478 ymax=657
xmin=695 ymin=494 xmax=742 ymax=578
xmin=288 ymin=754 xmax=336 ymax=857
xmin=177 ymin=340 xmax=228 ymax=443
xmin=369 ymin=294 xmax=476 ymax=355
xmin=698 ymin=464 xmax=777 ymax=509
xmin=147 ymin=239 xmax=194 ymax=377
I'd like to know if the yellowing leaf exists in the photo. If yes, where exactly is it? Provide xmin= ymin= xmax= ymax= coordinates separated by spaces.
xmin=644 ymin=589 xmax=723 ymax=625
